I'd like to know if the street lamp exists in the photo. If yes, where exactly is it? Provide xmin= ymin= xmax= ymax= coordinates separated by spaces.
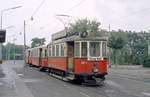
xmin=0 ymin=6 xmax=22 ymax=64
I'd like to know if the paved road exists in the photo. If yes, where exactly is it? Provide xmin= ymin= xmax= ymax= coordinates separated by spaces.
xmin=0 ymin=60 xmax=150 ymax=97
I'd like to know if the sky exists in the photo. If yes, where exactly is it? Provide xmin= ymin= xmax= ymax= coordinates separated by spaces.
xmin=0 ymin=0 xmax=150 ymax=46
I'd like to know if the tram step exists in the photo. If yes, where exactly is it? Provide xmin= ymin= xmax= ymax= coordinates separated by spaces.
xmin=66 ymin=74 xmax=75 ymax=80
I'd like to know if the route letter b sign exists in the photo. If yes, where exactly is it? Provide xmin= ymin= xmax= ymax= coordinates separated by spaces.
xmin=0 ymin=30 xmax=6 ymax=43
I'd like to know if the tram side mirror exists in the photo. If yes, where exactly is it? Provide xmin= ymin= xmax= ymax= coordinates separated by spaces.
xmin=0 ymin=30 xmax=6 ymax=43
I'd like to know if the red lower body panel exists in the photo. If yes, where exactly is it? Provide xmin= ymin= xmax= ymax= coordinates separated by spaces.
xmin=47 ymin=57 xmax=67 ymax=71
xmin=74 ymin=58 xmax=107 ymax=74
xmin=42 ymin=58 xmax=48 ymax=67
xmin=31 ymin=57 xmax=40 ymax=66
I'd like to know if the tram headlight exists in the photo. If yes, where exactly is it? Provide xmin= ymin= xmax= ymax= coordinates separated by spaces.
xmin=92 ymin=67 xmax=99 ymax=73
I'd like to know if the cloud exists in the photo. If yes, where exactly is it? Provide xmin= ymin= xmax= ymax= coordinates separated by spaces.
xmin=95 ymin=0 xmax=150 ymax=31
xmin=1 ymin=0 xmax=150 ymax=45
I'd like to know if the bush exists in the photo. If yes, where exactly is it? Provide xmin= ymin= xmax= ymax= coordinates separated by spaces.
xmin=143 ymin=56 xmax=150 ymax=68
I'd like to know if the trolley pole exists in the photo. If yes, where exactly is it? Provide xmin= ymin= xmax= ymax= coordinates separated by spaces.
xmin=108 ymin=24 xmax=111 ymax=68
xmin=24 ymin=20 xmax=26 ymax=66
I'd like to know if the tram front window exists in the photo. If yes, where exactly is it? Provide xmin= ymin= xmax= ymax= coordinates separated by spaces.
xmin=90 ymin=42 xmax=100 ymax=57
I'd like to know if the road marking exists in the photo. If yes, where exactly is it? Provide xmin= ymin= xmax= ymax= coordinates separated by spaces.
xmin=80 ymin=92 xmax=91 ymax=97
xmin=142 ymin=92 xmax=150 ymax=96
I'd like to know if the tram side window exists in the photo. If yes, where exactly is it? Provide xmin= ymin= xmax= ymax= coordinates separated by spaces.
xmin=33 ymin=50 xmax=35 ymax=57
xmin=81 ymin=42 xmax=87 ymax=57
xmin=49 ymin=46 xmax=51 ymax=56
xmin=102 ymin=42 xmax=107 ymax=57
xmin=31 ymin=52 xmax=33 ymax=57
xmin=90 ymin=42 xmax=100 ymax=57
xmin=36 ymin=49 xmax=38 ymax=57
xmin=60 ymin=44 xmax=64 ymax=56
xmin=35 ymin=49 xmax=37 ymax=57
xmin=75 ymin=42 xmax=80 ymax=57
xmin=45 ymin=50 xmax=47 ymax=57
xmin=52 ymin=45 xmax=55 ymax=56
xmin=56 ymin=45 xmax=59 ymax=56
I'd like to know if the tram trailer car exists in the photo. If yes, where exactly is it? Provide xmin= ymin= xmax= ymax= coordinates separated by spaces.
xmin=26 ymin=31 xmax=108 ymax=84
xmin=26 ymin=46 xmax=48 ymax=69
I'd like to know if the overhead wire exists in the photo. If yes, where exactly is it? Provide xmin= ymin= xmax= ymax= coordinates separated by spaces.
xmin=67 ymin=0 xmax=86 ymax=12
xmin=31 ymin=0 xmax=46 ymax=17
xmin=34 ymin=0 xmax=87 ymax=31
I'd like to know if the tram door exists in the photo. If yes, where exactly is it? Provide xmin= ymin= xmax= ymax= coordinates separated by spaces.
xmin=39 ymin=48 xmax=42 ymax=66
xmin=67 ymin=42 xmax=74 ymax=72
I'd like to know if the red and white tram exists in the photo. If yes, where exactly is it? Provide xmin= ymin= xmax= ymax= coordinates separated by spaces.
xmin=26 ymin=31 xmax=108 ymax=84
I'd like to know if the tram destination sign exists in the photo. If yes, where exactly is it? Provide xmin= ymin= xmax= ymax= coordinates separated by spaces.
xmin=52 ymin=30 xmax=88 ymax=41
xmin=0 ymin=30 xmax=6 ymax=43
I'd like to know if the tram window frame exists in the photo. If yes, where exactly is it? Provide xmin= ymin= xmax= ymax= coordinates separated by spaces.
xmin=81 ymin=42 xmax=87 ymax=57
xmin=33 ymin=50 xmax=35 ymax=57
xmin=89 ymin=42 xmax=100 ymax=57
xmin=60 ymin=44 xmax=64 ymax=57
xmin=102 ymin=42 xmax=107 ymax=57
xmin=31 ymin=51 xmax=33 ymax=57
xmin=52 ymin=45 xmax=55 ymax=56
xmin=75 ymin=42 xmax=80 ymax=57
xmin=33 ymin=51 xmax=34 ymax=57
xmin=36 ymin=49 xmax=40 ymax=57
xmin=56 ymin=45 xmax=59 ymax=56
xmin=45 ymin=49 xmax=47 ymax=57
xmin=49 ymin=46 xmax=52 ymax=57
xmin=36 ymin=49 xmax=37 ymax=57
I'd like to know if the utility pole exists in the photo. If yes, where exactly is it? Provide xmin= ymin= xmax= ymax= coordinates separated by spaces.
xmin=108 ymin=24 xmax=111 ymax=68
xmin=24 ymin=20 xmax=26 ymax=66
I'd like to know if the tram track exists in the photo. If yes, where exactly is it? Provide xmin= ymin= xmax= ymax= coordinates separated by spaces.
xmin=26 ymin=65 xmax=143 ymax=97
xmin=109 ymin=72 xmax=150 ymax=85
xmin=26 ymin=65 xmax=108 ymax=97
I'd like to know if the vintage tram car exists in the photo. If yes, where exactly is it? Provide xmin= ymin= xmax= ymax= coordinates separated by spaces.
xmin=26 ymin=31 xmax=108 ymax=84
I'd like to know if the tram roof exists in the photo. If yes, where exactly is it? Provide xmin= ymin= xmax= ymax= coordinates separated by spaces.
xmin=64 ymin=36 xmax=107 ymax=42
xmin=48 ymin=36 xmax=107 ymax=45
xmin=26 ymin=45 xmax=47 ymax=51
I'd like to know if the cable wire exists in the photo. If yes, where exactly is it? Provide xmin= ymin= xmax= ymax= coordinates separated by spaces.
xmin=64 ymin=0 xmax=86 ymax=13
xmin=31 ymin=0 xmax=45 ymax=16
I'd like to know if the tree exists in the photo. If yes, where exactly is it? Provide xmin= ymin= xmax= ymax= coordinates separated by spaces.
xmin=143 ymin=55 xmax=150 ymax=68
xmin=31 ymin=37 xmax=46 ymax=48
xmin=127 ymin=33 xmax=148 ymax=65
xmin=108 ymin=32 xmax=126 ymax=65
xmin=69 ymin=18 xmax=101 ymax=36
xmin=2 ymin=43 xmax=25 ymax=60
